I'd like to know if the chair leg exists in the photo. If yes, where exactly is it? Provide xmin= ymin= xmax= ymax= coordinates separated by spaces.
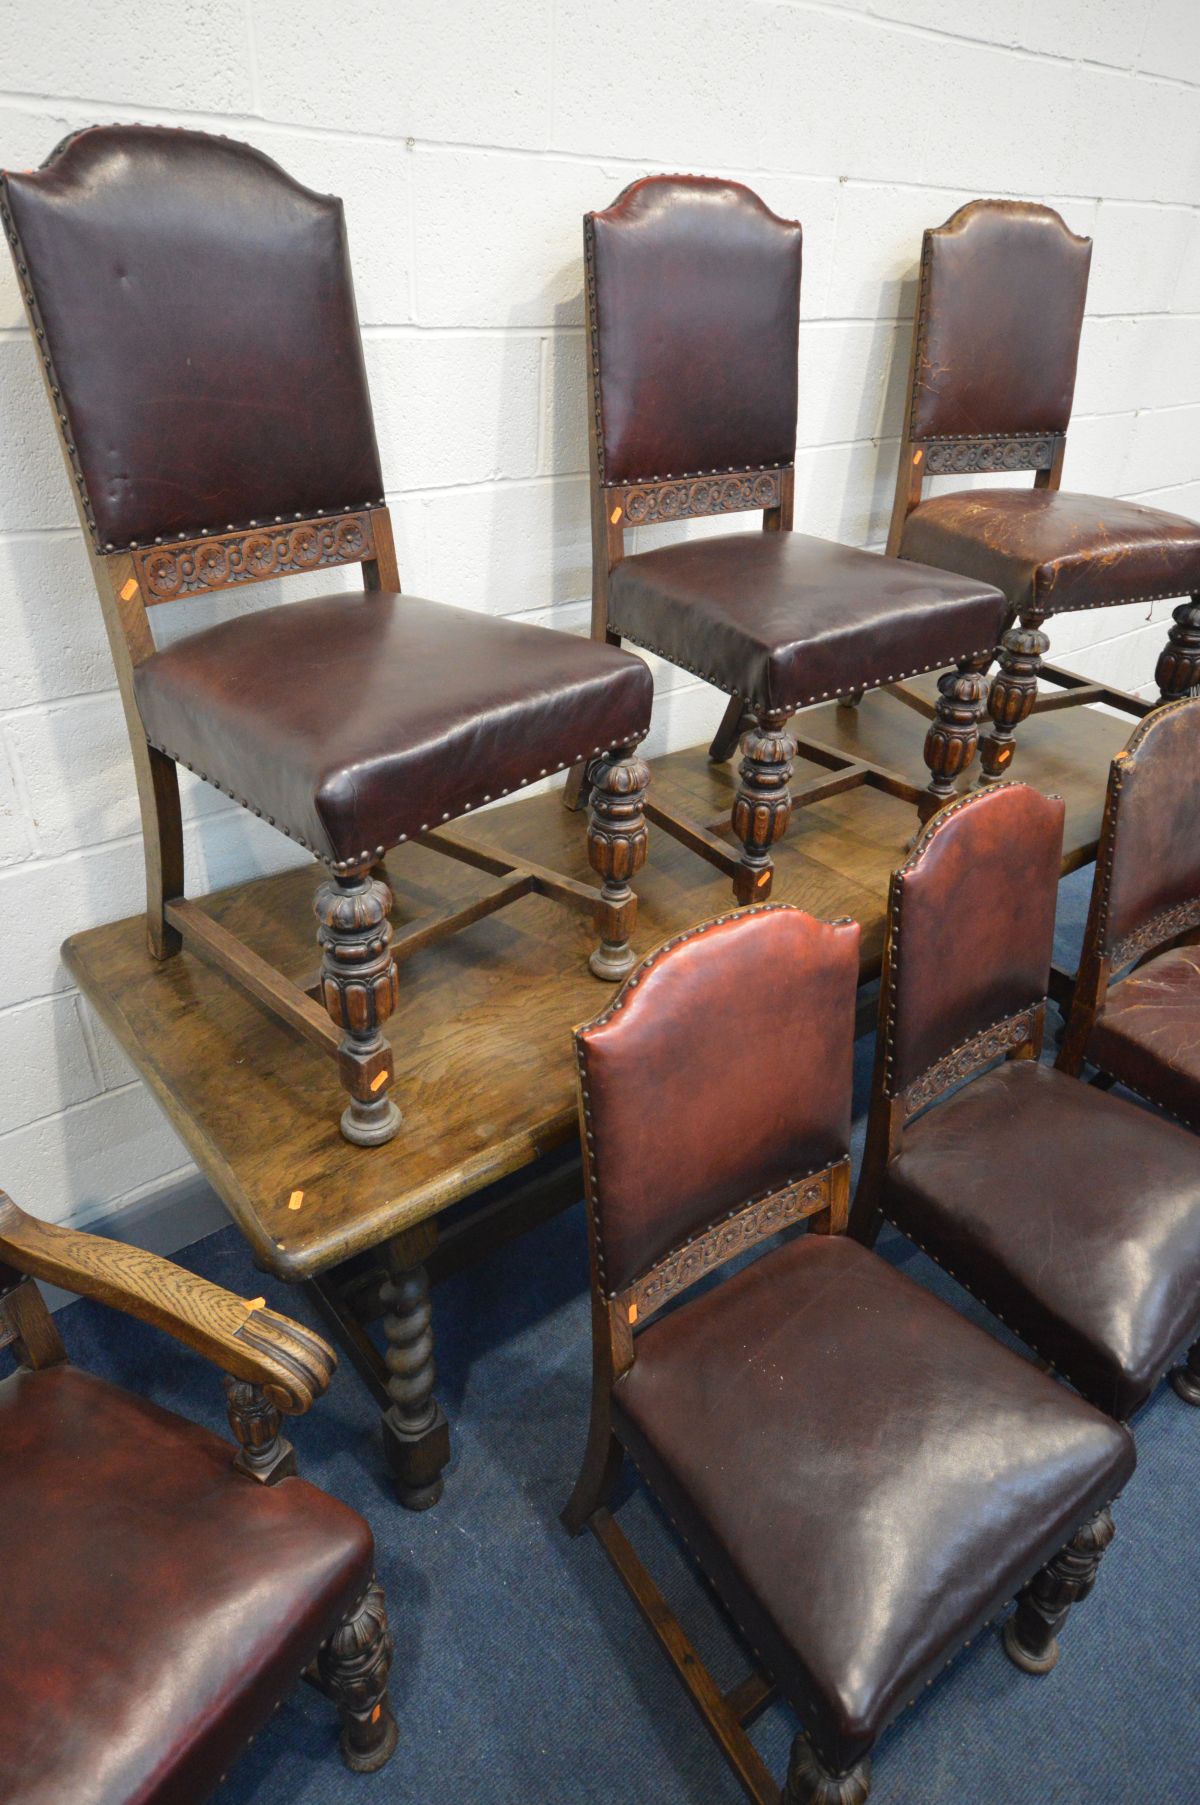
xmin=317 ymin=1578 xmax=399 ymax=1774
xmin=142 ymin=744 xmax=184 ymax=960
xmin=709 ymin=692 xmax=753 ymax=762
xmin=1002 ymin=1506 xmax=1115 ymax=1675
xmin=562 ymin=1395 xmax=625 ymax=1536
xmin=919 ymin=655 xmax=991 ymax=823
xmin=380 ymin=1226 xmax=451 ymax=1510
xmin=732 ymin=710 xmax=795 ymax=905
xmin=1170 ymin=1338 xmax=1200 ymax=1405
xmin=784 ymin=1735 xmax=872 ymax=1804
xmin=979 ymin=614 xmax=1048 ymax=781
xmin=1155 ymin=594 xmax=1200 ymax=702
xmin=586 ymin=746 xmax=651 ymax=981
xmin=314 ymin=869 xmax=401 ymax=1146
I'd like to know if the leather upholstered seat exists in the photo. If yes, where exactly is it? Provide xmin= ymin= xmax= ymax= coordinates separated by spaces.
xmin=614 ymin=1230 xmax=1132 ymax=1777
xmin=900 ymin=489 xmax=1200 ymax=621
xmin=607 ymin=531 xmax=1003 ymax=712
xmin=0 ymin=1364 xmax=375 ymax=1805
xmin=882 ymin=1060 xmax=1200 ymax=1421
xmin=134 ymin=592 xmax=652 ymax=865
xmin=1085 ymin=946 xmax=1200 ymax=1131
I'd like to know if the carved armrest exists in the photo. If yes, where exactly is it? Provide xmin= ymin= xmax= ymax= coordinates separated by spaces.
xmin=0 ymin=1191 xmax=334 ymax=1414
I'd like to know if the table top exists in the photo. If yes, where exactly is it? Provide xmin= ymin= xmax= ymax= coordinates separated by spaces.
xmin=64 ymin=682 xmax=1126 ymax=1281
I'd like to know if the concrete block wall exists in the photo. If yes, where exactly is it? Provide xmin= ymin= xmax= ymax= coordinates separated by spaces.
xmin=0 ymin=0 xmax=1198 ymax=1229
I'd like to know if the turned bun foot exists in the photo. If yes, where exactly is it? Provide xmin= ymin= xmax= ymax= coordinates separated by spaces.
xmin=1002 ymin=1613 xmax=1060 ymax=1674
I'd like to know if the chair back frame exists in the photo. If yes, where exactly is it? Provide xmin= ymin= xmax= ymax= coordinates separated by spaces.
xmin=885 ymin=200 xmax=1092 ymax=557
xmin=855 ymin=787 xmax=1056 ymax=1227
xmin=582 ymin=180 xmax=799 ymax=654
xmin=1059 ymin=700 xmax=1200 ymax=1076
xmin=564 ymin=906 xmax=856 ymax=1543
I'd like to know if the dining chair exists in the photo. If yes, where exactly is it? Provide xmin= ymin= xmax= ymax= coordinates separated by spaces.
xmin=1 ymin=124 xmax=655 ymax=1146
xmin=564 ymin=905 xmax=1134 ymax=1803
xmin=887 ymin=199 xmax=1200 ymax=777
xmin=566 ymin=175 xmax=1009 ymax=905
xmin=852 ymin=780 xmax=1200 ymax=1424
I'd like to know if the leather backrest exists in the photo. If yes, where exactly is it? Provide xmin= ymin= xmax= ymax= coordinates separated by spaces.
xmin=2 ymin=125 xmax=383 ymax=551
xmin=886 ymin=784 xmax=1064 ymax=1096
xmin=1099 ymin=700 xmax=1200 ymax=960
xmin=576 ymin=906 xmax=859 ymax=1295
xmin=909 ymin=200 xmax=1091 ymax=442
xmin=588 ymin=175 xmax=801 ymax=486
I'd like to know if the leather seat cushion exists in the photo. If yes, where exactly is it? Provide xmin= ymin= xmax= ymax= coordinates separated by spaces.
xmin=883 ymin=1060 xmax=1200 ymax=1419
xmin=613 ymin=1232 xmax=1132 ymax=1775
xmin=606 ymin=532 xmax=1005 ymax=713
xmin=1088 ymin=945 xmax=1200 ymax=1130
xmin=0 ymin=1364 xmax=375 ymax=1805
xmin=900 ymin=489 xmax=1200 ymax=618
xmin=134 ymin=593 xmax=654 ymax=866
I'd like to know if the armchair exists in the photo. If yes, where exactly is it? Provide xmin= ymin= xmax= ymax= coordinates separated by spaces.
xmin=0 ymin=1189 xmax=398 ymax=1803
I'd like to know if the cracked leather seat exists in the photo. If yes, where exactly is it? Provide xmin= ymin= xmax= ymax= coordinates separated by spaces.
xmin=900 ymin=488 xmax=1200 ymax=620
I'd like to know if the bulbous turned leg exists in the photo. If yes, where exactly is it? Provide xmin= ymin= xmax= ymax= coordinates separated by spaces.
xmin=1002 ymin=1506 xmax=1115 ymax=1675
xmin=314 ymin=870 xmax=401 ymax=1146
xmin=1170 ymin=1338 xmax=1200 ymax=1405
xmin=223 ymin=1376 xmax=296 ymax=1485
xmin=586 ymin=746 xmax=650 ymax=981
xmin=1155 ymin=595 xmax=1200 ymax=702
xmin=317 ymin=1578 xmax=399 ymax=1774
xmin=380 ymin=1227 xmax=450 ymax=1510
xmin=732 ymin=710 xmax=795 ymax=905
xmin=919 ymin=656 xmax=991 ymax=823
xmin=980 ymin=614 xmax=1048 ymax=782
xmin=784 ymin=1734 xmax=872 ymax=1804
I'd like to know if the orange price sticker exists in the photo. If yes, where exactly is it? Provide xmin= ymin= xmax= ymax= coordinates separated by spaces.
xmin=287 ymin=1190 xmax=304 ymax=1211
xmin=370 ymin=1070 xmax=389 ymax=1093
xmin=627 ymin=1302 xmax=638 ymax=1324
xmin=120 ymin=577 xmax=139 ymax=601
xmin=609 ymin=505 xmax=623 ymax=525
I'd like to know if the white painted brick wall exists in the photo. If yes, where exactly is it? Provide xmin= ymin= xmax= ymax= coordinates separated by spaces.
xmin=0 ymin=0 xmax=1198 ymax=1229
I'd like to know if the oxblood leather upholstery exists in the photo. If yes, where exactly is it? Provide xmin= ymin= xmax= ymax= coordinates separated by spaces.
xmin=900 ymin=490 xmax=1200 ymax=619
xmin=134 ymin=593 xmax=653 ymax=866
xmin=0 ymin=1363 xmax=374 ymax=1805
xmin=883 ymin=1061 xmax=1200 ymax=1421
xmin=1092 ymin=701 xmax=1200 ymax=970
xmin=2 ymin=126 xmax=383 ymax=551
xmin=1087 ymin=947 xmax=1200 ymax=1130
xmin=1071 ymin=701 xmax=1200 ymax=1125
xmin=908 ymin=201 xmax=1090 ymax=442
xmin=615 ymin=1231 xmax=1133 ymax=1775
xmin=607 ymin=532 xmax=1006 ymax=713
xmin=579 ymin=907 xmax=859 ymax=1293
xmin=588 ymin=176 xmax=801 ymax=484
xmin=888 ymin=783 xmax=1064 ymax=1095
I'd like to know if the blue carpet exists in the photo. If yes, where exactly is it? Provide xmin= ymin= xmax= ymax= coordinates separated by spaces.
xmin=19 ymin=867 xmax=1200 ymax=1802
